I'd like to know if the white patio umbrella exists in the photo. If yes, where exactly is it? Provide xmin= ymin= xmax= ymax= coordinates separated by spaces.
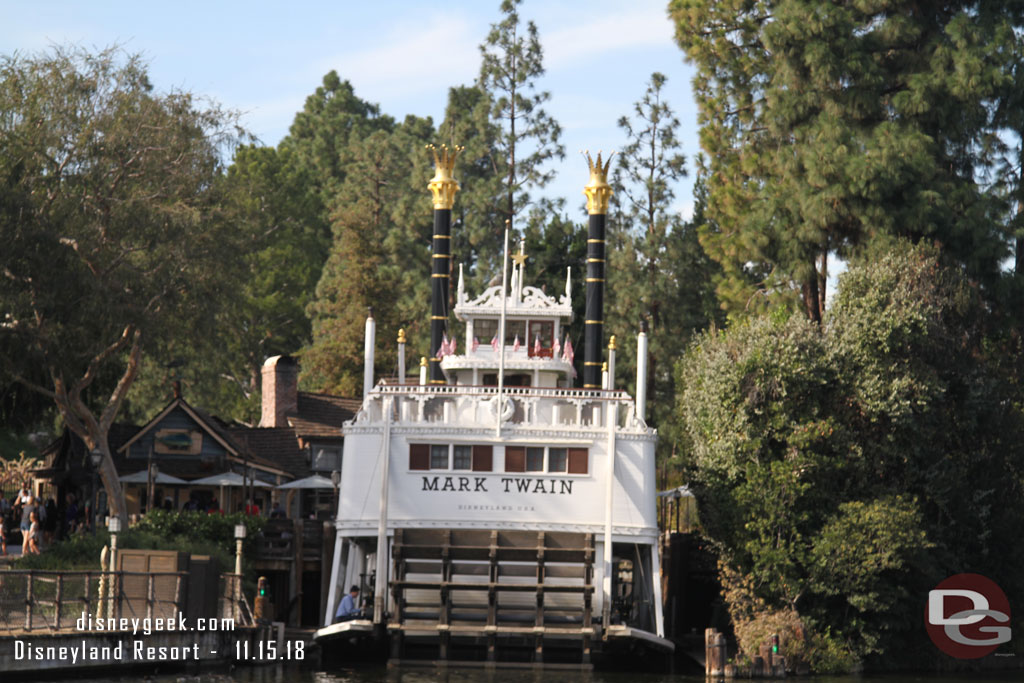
xmin=275 ymin=474 xmax=335 ymax=490
xmin=119 ymin=470 xmax=188 ymax=485
xmin=189 ymin=471 xmax=272 ymax=514
xmin=189 ymin=472 xmax=272 ymax=487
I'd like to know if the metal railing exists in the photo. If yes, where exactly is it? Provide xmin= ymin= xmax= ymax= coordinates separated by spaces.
xmin=255 ymin=519 xmax=327 ymax=562
xmin=351 ymin=383 xmax=648 ymax=432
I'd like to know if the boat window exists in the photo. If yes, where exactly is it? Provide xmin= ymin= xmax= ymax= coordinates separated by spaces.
xmin=526 ymin=447 xmax=545 ymax=472
xmin=548 ymin=447 xmax=568 ymax=473
xmin=453 ymin=445 xmax=472 ymax=470
xmin=505 ymin=320 xmax=526 ymax=346
xmin=431 ymin=444 xmax=450 ymax=469
xmin=475 ymin=318 xmax=498 ymax=345
xmin=528 ymin=321 xmax=554 ymax=357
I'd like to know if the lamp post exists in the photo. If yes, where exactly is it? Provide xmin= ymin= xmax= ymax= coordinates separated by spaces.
xmin=331 ymin=469 xmax=341 ymax=513
xmin=89 ymin=449 xmax=103 ymax=535
xmin=233 ymin=523 xmax=246 ymax=622
xmin=147 ymin=462 xmax=158 ymax=514
xmin=107 ymin=516 xmax=122 ymax=618
xmin=234 ymin=523 xmax=246 ymax=576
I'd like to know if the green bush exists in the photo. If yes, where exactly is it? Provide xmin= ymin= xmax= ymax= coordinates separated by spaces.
xmin=13 ymin=511 xmax=264 ymax=577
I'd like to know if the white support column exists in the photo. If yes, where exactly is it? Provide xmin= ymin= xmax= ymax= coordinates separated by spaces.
xmin=636 ymin=329 xmax=648 ymax=422
xmin=324 ymin=531 xmax=345 ymax=627
xmin=363 ymin=313 xmax=376 ymax=400
xmin=606 ymin=336 xmax=616 ymax=391
xmin=650 ymin=542 xmax=665 ymax=637
xmin=602 ymin=400 xmax=617 ymax=631
xmin=373 ymin=397 xmax=393 ymax=624
xmin=397 ymin=329 xmax=406 ymax=385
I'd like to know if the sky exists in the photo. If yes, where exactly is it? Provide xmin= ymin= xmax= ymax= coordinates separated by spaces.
xmin=1 ymin=0 xmax=700 ymax=218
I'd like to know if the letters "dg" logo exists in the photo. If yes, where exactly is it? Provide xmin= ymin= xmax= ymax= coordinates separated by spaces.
xmin=926 ymin=574 xmax=1011 ymax=658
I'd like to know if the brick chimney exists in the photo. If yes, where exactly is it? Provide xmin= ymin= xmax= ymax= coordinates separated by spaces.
xmin=260 ymin=355 xmax=298 ymax=428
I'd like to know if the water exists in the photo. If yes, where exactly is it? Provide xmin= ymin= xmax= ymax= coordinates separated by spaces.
xmin=22 ymin=666 xmax=1024 ymax=683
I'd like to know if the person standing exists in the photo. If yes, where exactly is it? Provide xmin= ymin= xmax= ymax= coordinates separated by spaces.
xmin=20 ymin=495 xmax=36 ymax=541
xmin=24 ymin=510 xmax=41 ymax=555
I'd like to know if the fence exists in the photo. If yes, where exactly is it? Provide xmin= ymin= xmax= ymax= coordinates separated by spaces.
xmin=0 ymin=570 xmax=253 ymax=632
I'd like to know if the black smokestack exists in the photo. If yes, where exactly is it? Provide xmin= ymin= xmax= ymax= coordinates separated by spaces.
xmin=426 ymin=145 xmax=461 ymax=384
xmin=582 ymin=152 xmax=612 ymax=389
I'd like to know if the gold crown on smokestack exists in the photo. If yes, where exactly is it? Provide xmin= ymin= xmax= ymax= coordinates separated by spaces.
xmin=582 ymin=150 xmax=614 ymax=215
xmin=427 ymin=144 xmax=463 ymax=210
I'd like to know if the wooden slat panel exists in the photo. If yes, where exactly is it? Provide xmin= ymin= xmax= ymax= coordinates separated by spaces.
xmin=409 ymin=443 xmax=429 ymax=470
xmin=568 ymin=448 xmax=588 ymax=474
xmin=472 ymin=445 xmax=493 ymax=472
xmin=504 ymin=446 xmax=525 ymax=472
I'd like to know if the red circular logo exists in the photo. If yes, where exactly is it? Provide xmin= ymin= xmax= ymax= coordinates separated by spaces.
xmin=926 ymin=573 xmax=1011 ymax=659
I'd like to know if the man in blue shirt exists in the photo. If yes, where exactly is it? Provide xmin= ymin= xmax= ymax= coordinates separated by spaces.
xmin=334 ymin=585 xmax=362 ymax=622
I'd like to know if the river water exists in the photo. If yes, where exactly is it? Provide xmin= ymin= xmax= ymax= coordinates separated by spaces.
xmin=26 ymin=666 xmax=1024 ymax=683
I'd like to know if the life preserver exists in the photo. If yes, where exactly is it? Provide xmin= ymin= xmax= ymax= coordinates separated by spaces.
xmin=492 ymin=396 xmax=515 ymax=421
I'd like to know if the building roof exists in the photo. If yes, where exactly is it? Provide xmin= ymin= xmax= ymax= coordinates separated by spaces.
xmin=286 ymin=392 xmax=359 ymax=439
xmin=228 ymin=427 xmax=310 ymax=479
xmin=34 ymin=388 xmax=361 ymax=486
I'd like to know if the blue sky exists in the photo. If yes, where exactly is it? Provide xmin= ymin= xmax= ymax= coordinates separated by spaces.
xmin=2 ymin=0 xmax=699 ymax=217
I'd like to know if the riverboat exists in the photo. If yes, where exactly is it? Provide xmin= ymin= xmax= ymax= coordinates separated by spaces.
xmin=314 ymin=147 xmax=671 ymax=669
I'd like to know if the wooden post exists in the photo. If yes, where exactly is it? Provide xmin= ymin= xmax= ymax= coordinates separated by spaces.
xmin=115 ymin=571 xmax=123 ymax=620
xmin=174 ymin=574 xmax=184 ymax=617
xmin=706 ymin=627 xmax=726 ymax=677
xmin=147 ymin=574 xmax=155 ymax=621
xmin=25 ymin=572 xmax=34 ymax=631
xmin=54 ymin=574 xmax=64 ymax=629
xmin=292 ymin=520 xmax=303 ymax=628
xmin=84 ymin=572 xmax=92 ymax=617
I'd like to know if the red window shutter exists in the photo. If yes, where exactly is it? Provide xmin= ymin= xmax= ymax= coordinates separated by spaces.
xmin=505 ymin=446 xmax=525 ymax=472
xmin=472 ymin=445 xmax=493 ymax=472
xmin=409 ymin=443 xmax=430 ymax=470
xmin=568 ymin=448 xmax=588 ymax=474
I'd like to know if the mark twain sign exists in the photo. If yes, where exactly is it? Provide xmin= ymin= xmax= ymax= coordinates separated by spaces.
xmin=421 ymin=475 xmax=575 ymax=495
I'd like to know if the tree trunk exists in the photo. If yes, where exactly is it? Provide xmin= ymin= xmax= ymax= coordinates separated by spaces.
xmin=802 ymin=276 xmax=822 ymax=324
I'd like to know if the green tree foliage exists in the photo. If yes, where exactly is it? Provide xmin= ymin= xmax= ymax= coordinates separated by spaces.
xmin=303 ymin=119 xmax=435 ymax=395
xmin=606 ymin=74 xmax=720 ymax=434
xmin=283 ymin=71 xmax=393 ymax=206
xmin=677 ymin=243 xmax=1024 ymax=669
xmin=671 ymin=1 xmax=1022 ymax=321
xmin=478 ymin=0 xmax=564 ymax=243
xmin=0 ymin=47 xmax=244 ymax=521
xmin=438 ymin=86 xmax=505 ymax=289
xmin=125 ymin=143 xmax=329 ymax=423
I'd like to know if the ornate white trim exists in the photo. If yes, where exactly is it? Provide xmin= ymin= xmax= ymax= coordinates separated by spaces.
xmin=335 ymin=519 xmax=658 ymax=541
xmin=343 ymin=423 xmax=656 ymax=442
xmin=440 ymin=353 xmax=572 ymax=373
xmin=455 ymin=285 xmax=572 ymax=319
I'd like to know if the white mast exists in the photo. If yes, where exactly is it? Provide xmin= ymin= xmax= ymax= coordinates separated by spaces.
xmin=496 ymin=227 xmax=510 ymax=437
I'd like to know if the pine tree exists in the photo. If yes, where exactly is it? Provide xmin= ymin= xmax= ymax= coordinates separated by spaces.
xmin=302 ymin=119 xmax=434 ymax=395
xmin=671 ymin=0 xmax=1021 ymax=320
xmin=478 ymin=0 xmax=564 ymax=247
xmin=605 ymin=74 xmax=719 ymax=431
xmin=437 ymin=85 xmax=505 ymax=290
